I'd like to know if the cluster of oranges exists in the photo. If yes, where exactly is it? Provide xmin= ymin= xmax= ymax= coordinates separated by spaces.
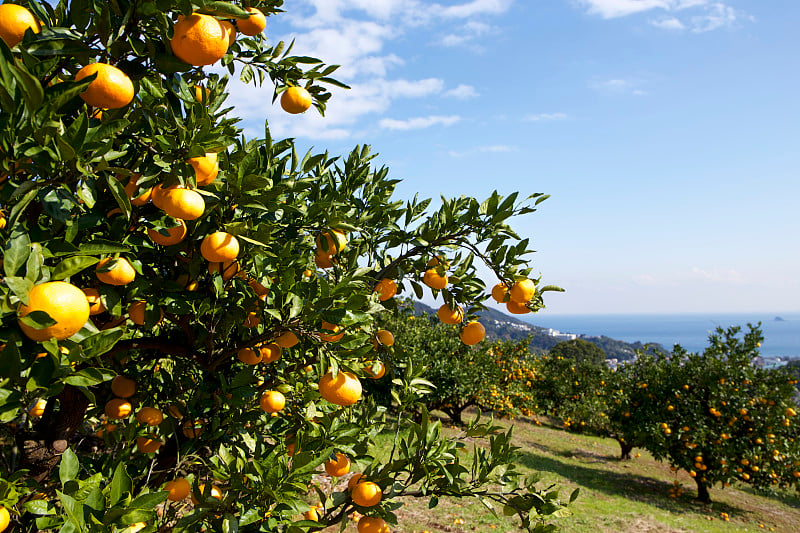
xmin=491 ymin=277 xmax=536 ymax=315
xmin=423 ymin=257 xmax=486 ymax=346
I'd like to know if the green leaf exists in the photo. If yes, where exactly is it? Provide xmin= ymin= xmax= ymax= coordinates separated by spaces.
xmin=11 ymin=61 xmax=43 ymax=110
xmin=79 ymin=328 xmax=124 ymax=358
xmin=18 ymin=310 xmax=57 ymax=329
xmin=63 ymin=367 xmax=116 ymax=387
xmin=5 ymin=276 xmax=33 ymax=303
xmin=60 ymin=448 xmax=79 ymax=485
xmin=52 ymin=256 xmax=99 ymax=280
xmin=202 ymin=1 xmax=251 ymax=18
xmin=57 ymin=491 xmax=85 ymax=529
xmin=105 ymin=174 xmax=131 ymax=219
xmin=4 ymin=232 xmax=31 ymax=277
xmin=128 ymin=491 xmax=169 ymax=510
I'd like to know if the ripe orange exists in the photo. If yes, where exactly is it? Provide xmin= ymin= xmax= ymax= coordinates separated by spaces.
xmin=374 ymin=278 xmax=397 ymax=301
xmin=275 ymin=331 xmax=299 ymax=348
xmin=124 ymin=174 xmax=153 ymax=206
xmin=28 ymin=399 xmax=46 ymax=417
xmin=188 ymin=153 xmax=219 ymax=186
xmin=281 ymin=86 xmax=312 ymax=114
xmin=220 ymin=20 xmax=236 ymax=48
xmin=82 ymin=287 xmax=106 ymax=316
xmin=304 ymin=508 xmax=319 ymax=521
xmin=96 ymin=257 xmax=136 ymax=285
xmin=437 ymin=304 xmax=463 ymax=325
xmin=259 ymin=343 xmax=281 ymax=363
xmin=422 ymin=269 xmax=447 ymax=290
xmin=365 ymin=361 xmax=386 ymax=379
xmin=243 ymin=311 xmax=260 ymax=328
xmin=105 ymin=398 xmax=132 ymax=419
xmin=208 ymin=260 xmax=241 ymax=281
xmin=351 ymin=481 xmax=382 ymax=507
xmin=0 ymin=4 xmax=40 ymax=48
xmin=135 ymin=407 xmax=164 ymax=426
xmin=358 ymin=516 xmax=389 ymax=533
xmin=318 ymin=371 xmax=362 ymax=406
xmin=151 ymin=184 xmax=182 ymax=209
xmin=491 ymin=282 xmax=508 ymax=303
xmin=509 ymin=279 xmax=536 ymax=303
xmin=324 ymin=453 xmax=351 ymax=477
xmin=259 ymin=390 xmax=285 ymax=413
xmin=164 ymin=478 xmax=191 ymax=501
xmin=147 ymin=220 xmax=187 ymax=246
xmin=137 ymin=435 xmax=162 ymax=453
xmin=238 ymin=7 xmax=267 ymax=35
xmin=182 ymin=420 xmax=204 ymax=438
xmin=316 ymin=229 xmax=347 ymax=255
xmin=0 ymin=506 xmax=11 ymax=532
xmin=347 ymin=473 xmax=365 ymax=491
xmin=191 ymin=484 xmax=223 ymax=505
xmin=237 ymin=347 xmax=262 ymax=365
xmin=75 ymin=63 xmax=135 ymax=109
xmin=129 ymin=300 xmax=163 ymax=326
xmin=320 ymin=321 xmax=344 ymax=342
xmin=201 ymin=232 xmax=239 ymax=263
xmin=314 ymin=249 xmax=334 ymax=269
xmin=160 ymin=188 xmax=205 ymax=220
xmin=171 ymin=14 xmax=229 ymax=66
xmin=18 ymin=281 xmax=90 ymax=341
xmin=111 ymin=375 xmax=136 ymax=398
xmin=506 ymin=300 xmax=530 ymax=315
xmin=460 ymin=321 xmax=485 ymax=345
xmin=194 ymin=84 xmax=211 ymax=102
xmin=375 ymin=329 xmax=394 ymax=346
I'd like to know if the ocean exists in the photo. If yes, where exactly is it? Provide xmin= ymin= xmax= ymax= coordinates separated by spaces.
xmin=522 ymin=312 xmax=800 ymax=359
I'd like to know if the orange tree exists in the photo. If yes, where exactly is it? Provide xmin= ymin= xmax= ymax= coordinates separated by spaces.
xmin=609 ymin=325 xmax=800 ymax=503
xmin=0 ymin=1 xmax=571 ymax=531
xmin=475 ymin=338 xmax=540 ymax=420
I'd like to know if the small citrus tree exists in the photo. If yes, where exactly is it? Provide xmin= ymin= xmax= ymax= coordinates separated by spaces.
xmin=0 ymin=1 xmax=569 ymax=531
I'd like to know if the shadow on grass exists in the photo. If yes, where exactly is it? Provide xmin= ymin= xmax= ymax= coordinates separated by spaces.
xmin=516 ymin=449 xmax=748 ymax=518
xmin=737 ymin=484 xmax=800 ymax=509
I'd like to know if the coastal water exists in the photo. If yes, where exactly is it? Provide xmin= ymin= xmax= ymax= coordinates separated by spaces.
xmin=523 ymin=312 xmax=800 ymax=358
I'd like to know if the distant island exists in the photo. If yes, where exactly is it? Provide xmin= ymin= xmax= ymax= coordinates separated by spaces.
xmin=775 ymin=316 xmax=786 ymax=322
xmin=411 ymin=301 xmax=665 ymax=361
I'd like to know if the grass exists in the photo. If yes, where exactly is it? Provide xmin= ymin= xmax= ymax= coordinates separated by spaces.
xmin=327 ymin=410 xmax=800 ymax=533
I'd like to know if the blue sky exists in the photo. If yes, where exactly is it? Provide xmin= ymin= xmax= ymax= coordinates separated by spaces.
xmin=221 ymin=0 xmax=800 ymax=315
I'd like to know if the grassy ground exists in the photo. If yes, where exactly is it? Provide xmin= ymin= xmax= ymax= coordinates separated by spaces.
xmin=329 ymin=410 xmax=800 ymax=533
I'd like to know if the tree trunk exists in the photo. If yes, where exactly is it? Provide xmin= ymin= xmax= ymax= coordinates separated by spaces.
xmin=617 ymin=439 xmax=634 ymax=460
xmin=694 ymin=477 xmax=711 ymax=503
xmin=16 ymin=385 xmax=90 ymax=482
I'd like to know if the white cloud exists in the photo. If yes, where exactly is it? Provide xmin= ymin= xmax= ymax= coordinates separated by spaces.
xmin=649 ymin=16 xmax=686 ymax=29
xmin=589 ymin=78 xmax=647 ymax=95
xmin=690 ymin=3 xmax=738 ymax=33
xmin=526 ymin=112 xmax=567 ymax=121
xmin=448 ymin=144 xmax=516 ymax=157
xmin=380 ymin=115 xmax=461 ymax=131
xmin=444 ymin=84 xmax=479 ymax=99
xmin=439 ymin=20 xmax=494 ymax=47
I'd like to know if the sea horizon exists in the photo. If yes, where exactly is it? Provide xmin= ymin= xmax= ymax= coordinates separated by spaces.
xmin=517 ymin=311 xmax=800 ymax=359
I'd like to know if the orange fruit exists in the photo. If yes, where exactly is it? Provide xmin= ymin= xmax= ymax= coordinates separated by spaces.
xmin=147 ymin=220 xmax=187 ymax=246
xmin=160 ymin=188 xmax=204 ymax=220
xmin=182 ymin=420 xmax=204 ymax=438
xmin=0 ymin=4 xmax=40 ymax=48
xmin=75 ymin=63 xmax=135 ymax=109
xmin=374 ymin=278 xmax=397 ymax=301
xmin=351 ymin=481 xmax=382 ymax=507
xmin=188 ymin=153 xmax=219 ymax=186
xmin=171 ymin=14 xmax=229 ymax=66
xmin=491 ymin=282 xmax=508 ymax=303
xmin=18 ymin=281 xmax=90 ymax=341
xmin=220 ymin=20 xmax=236 ymax=48
xmin=375 ymin=329 xmax=394 ymax=346
xmin=281 ymin=86 xmax=312 ymax=114
xmin=437 ymin=304 xmax=463 ymax=325
xmin=201 ymin=232 xmax=239 ymax=263
xmin=506 ymin=300 xmax=530 ymax=315
xmin=105 ymin=398 xmax=132 ymax=419
xmin=237 ymin=347 xmax=262 ymax=365
xmin=275 ymin=331 xmax=299 ymax=348
xmin=124 ymin=174 xmax=153 ymax=206
xmin=248 ymin=278 xmax=269 ymax=300
xmin=137 ymin=435 xmax=162 ymax=453
xmin=164 ymin=478 xmax=191 ymax=501
xmin=347 ymin=473 xmax=364 ymax=491
xmin=259 ymin=390 xmax=285 ymax=413
xmin=151 ymin=184 xmax=182 ymax=209
xmin=82 ymin=287 xmax=106 ymax=315
xmin=96 ymin=257 xmax=136 ymax=285
xmin=325 ymin=453 xmax=351 ymax=477
xmin=460 ymin=321 xmax=485 ymax=345
xmin=243 ymin=311 xmax=260 ymax=328
xmin=191 ymin=484 xmax=223 ymax=505
xmin=238 ymin=7 xmax=267 ymax=35
xmin=259 ymin=343 xmax=281 ymax=363
xmin=135 ymin=407 xmax=164 ymax=426
xmin=128 ymin=300 xmax=163 ymax=326
xmin=208 ymin=260 xmax=240 ymax=281
xmin=318 ymin=371 xmax=362 ymax=406
xmin=365 ymin=361 xmax=386 ymax=379
xmin=315 ymin=229 xmax=347 ymax=255
xmin=304 ymin=508 xmax=319 ymax=521
xmin=509 ymin=279 xmax=536 ymax=303
xmin=28 ymin=399 xmax=46 ymax=417
xmin=422 ymin=269 xmax=447 ymax=290
xmin=0 ymin=507 xmax=10 ymax=531
xmin=111 ymin=375 xmax=136 ymax=398
xmin=194 ymin=84 xmax=211 ymax=102
xmin=320 ymin=321 xmax=344 ymax=342
xmin=314 ymin=249 xmax=334 ymax=269
xmin=358 ymin=516 xmax=389 ymax=533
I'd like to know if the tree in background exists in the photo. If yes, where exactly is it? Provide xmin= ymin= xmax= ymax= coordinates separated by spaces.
xmin=549 ymin=339 xmax=607 ymax=366
xmin=0 ymin=1 xmax=570 ymax=531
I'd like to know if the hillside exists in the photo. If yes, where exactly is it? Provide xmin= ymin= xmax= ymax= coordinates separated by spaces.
xmin=412 ymin=301 xmax=665 ymax=361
